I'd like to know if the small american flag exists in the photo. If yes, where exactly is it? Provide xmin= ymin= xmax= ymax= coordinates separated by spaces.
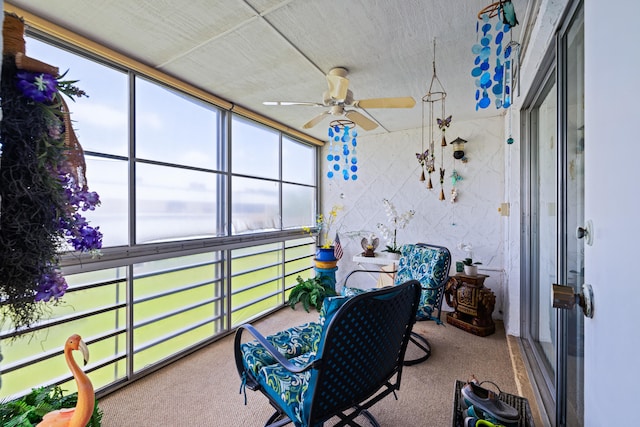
xmin=334 ymin=232 xmax=343 ymax=260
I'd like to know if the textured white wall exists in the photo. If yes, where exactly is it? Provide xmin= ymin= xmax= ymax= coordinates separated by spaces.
xmin=321 ymin=114 xmax=509 ymax=319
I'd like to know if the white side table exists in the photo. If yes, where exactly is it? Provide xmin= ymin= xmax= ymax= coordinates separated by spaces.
xmin=352 ymin=254 xmax=399 ymax=287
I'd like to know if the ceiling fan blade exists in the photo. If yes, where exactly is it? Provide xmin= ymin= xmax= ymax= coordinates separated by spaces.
xmin=345 ymin=110 xmax=378 ymax=131
xmin=263 ymin=101 xmax=324 ymax=107
xmin=326 ymin=67 xmax=349 ymax=100
xmin=354 ymin=96 xmax=416 ymax=109
xmin=302 ymin=111 xmax=330 ymax=129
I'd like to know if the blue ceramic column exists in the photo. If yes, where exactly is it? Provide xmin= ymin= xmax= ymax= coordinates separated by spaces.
xmin=314 ymin=247 xmax=338 ymax=290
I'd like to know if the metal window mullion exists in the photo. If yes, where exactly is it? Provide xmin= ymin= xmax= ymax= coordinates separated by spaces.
xmin=122 ymin=263 xmax=134 ymax=383
xmin=127 ymin=71 xmax=137 ymax=383
xmin=279 ymin=134 xmax=286 ymax=301
xmin=225 ymin=112 xmax=233 ymax=333
xmin=315 ymin=143 xmax=321 ymax=226
xmin=114 ymin=266 xmax=124 ymax=382
xmin=555 ymin=24 xmax=571 ymax=426
xmin=129 ymin=72 xmax=137 ymax=247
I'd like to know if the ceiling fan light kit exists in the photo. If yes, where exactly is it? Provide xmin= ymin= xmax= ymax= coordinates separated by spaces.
xmin=264 ymin=66 xmax=416 ymax=131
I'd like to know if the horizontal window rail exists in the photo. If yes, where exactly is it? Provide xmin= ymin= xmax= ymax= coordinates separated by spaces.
xmin=133 ymin=279 xmax=222 ymax=305
xmin=231 ymin=272 xmax=281 ymax=295
xmin=0 ymin=303 xmax=127 ymax=340
xmin=231 ymin=288 xmax=282 ymax=314
xmin=133 ymin=259 xmax=223 ymax=281
xmin=1 ymin=234 xmax=315 ymax=401
xmin=1 ymin=328 xmax=126 ymax=374
xmin=60 ymin=230 xmax=310 ymax=272
xmin=26 ymin=351 xmax=128 ymax=400
xmin=133 ymin=317 xmax=222 ymax=356
xmin=134 ymin=298 xmax=223 ymax=330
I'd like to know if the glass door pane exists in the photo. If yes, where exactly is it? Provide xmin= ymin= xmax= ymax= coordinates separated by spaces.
xmin=531 ymin=79 xmax=558 ymax=378
xmin=564 ymin=7 xmax=585 ymax=426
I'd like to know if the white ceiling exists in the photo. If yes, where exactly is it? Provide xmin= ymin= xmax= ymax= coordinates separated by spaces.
xmin=6 ymin=0 xmax=525 ymax=142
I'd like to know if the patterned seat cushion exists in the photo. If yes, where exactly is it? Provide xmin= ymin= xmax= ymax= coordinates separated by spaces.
xmin=259 ymin=352 xmax=315 ymax=425
xmin=240 ymin=295 xmax=350 ymax=426
xmin=241 ymin=322 xmax=322 ymax=378
xmin=341 ymin=245 xmax=449 ymax=322
xmin=340 ymin=286 xmax=368 ymax=298
xmin=394 ymin=244 xmax=449 ymax=321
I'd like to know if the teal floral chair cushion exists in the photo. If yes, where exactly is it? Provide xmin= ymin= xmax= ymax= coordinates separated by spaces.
xmin=340 ymin=285 xmax=367 ymax=298
xmin=240 ymin=322 xmax=322 ymax=379
xmin=340 ymin=244 xmax=451 ymax=322
xmin=259 ymin=352 xmax=316 ymax=425
xmin=239 ymin=295 xmax=350 ymax=425
xmin=394 ymin=243 xmax=451 ymax=321
xmin=318 ymin=295 xmax=349 ymax=325
xmin=234 ymin=282 xmax=422 ymax=427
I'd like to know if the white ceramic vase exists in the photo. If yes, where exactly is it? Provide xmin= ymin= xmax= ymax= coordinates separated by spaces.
xmin=464 ymin=265 xmax=478 ymax=276
xmin=385 ymin=251 xmax=401 ymax=260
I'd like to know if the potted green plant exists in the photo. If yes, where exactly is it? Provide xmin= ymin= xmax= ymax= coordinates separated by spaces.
xmin=0 ymin=385 xmax=103 ymax=426
xmin=462 ymin=258 xmax=482 ymax=276
xmin=288 ymin=275 xmax=337 ymax=312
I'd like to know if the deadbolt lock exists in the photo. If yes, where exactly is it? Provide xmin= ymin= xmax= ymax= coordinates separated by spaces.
xmin=552 ymin=283 xmax=594 ymax=318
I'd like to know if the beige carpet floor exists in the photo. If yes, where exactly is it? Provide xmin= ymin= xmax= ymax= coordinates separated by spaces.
xmin=99 ymin=308 xmax=526 ymax=426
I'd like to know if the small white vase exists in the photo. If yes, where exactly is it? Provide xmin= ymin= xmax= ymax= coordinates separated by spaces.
xmin=464 ymin=265 xmax=478 ymax=276
xmin=385 ymin=252 xmax=401 ymax=260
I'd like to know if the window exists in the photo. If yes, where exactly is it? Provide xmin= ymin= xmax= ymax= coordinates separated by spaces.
xmin=0 ymin=30 xmax=318 ymax=401
xmin=26 ymin=38 xmax=130 ymax=247
xmin=135 ymin=77 xmax=220 ymax=169
xmin=283 ymin=136 xmax=316 ymax=229
xmin=230 ymin=117 xmax=316 ymax=234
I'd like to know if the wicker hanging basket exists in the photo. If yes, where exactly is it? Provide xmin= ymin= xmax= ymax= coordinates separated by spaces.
xmin=3 ymin=12 xmax=87 ymax=188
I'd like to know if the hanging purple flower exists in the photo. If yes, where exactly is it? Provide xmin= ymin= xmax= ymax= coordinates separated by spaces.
xmin=60 ymin=213 xmax=103 ymax=252
xmin=35 ymin=269 xmax=69 ymax=302
xmin=54 ymin=169 xmax=103 ymax=253
xmin=16 ymin=71 xmax=58 ymax=102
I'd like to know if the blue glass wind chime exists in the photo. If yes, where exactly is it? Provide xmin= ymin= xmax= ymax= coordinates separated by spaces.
xmin=472 ymin=1 xmax=520 ymax=111
xmin=327 ymin=120 xmax=358 ymax=181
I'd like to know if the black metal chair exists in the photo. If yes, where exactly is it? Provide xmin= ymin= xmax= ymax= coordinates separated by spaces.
xmin=341 ymin=243 xmax=452 ymax=365
xmin=234 ymin=280 xmax=422 ymax=427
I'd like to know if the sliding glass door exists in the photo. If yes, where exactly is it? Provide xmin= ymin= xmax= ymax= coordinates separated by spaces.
xmin=524 ymin=70 xmax=558 ymax=423
xmin=522 ymin=3 xmax=584 ymax=425
xmin=560 ymin=8 xmax=584 ymax=425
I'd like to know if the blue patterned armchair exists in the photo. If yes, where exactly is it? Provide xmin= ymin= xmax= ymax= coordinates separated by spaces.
xmin=234 ymin=280 xmax=421 ymax=427
xmin=341 ymin=243 xmax=452 ymax=365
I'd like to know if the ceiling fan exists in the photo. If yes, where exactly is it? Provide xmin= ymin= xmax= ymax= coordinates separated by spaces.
xmin=263 ymin=67 xmax=416 ymax=131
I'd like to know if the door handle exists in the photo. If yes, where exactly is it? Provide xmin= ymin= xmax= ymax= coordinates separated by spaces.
xmin=552 ymin=283 xmax=594 ymax=318
xmin=575 ymin=219 xmax=593 ymax=245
